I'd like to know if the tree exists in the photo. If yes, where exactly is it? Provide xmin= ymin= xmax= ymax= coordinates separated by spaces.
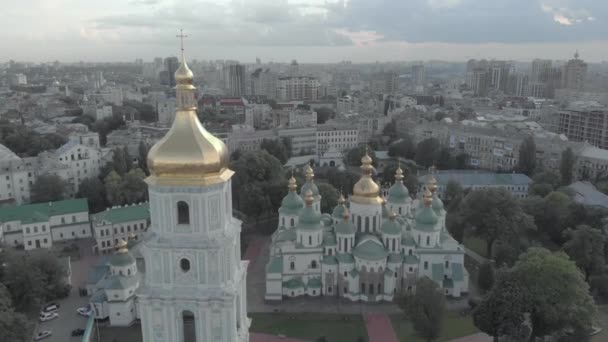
xmin=443 ymin=180 xmax=463 ymax=206
xmin=382 ymin=120 xmax=398 ymax=142
xmin=345 ymin=146 xmax=377 ymax=166
xmin=77 ymin=177 xmax=107 ymax=213
xmin=261 ymin=138 xmax=290 ymax=165
xmin=326 ymin=168 xmax=359 ymax=196
xmin=473 ymin=272 xmax=528 ymax=342
xmin=30 ymin=174 xmax=66 ymax=203
xmin=560 ymin=147 xmax=575 ymax=185
xmin=123 ymin=146 xmax=133 ymax=172
xmin=514 ymin=248 xmax=595 ymax=340
xmin=388 ymin=136 xmax=415 ymax=160
xmin=122 ymin=168 xmax=148 ymax=204
xmin=477 ymin=262 xmax=495 ymax=293
xmin=112 ymin=147 xmax=129 ymax=176
xmin=104 ymin=170 xmax=124 ymax=206
xmin=316 ymin=107 xmax=334 ymax=124
xmin=523 ymin=191 xmax=572 ymax=245
xmin=401 ymin=277 xmax=445 ymax=342
xmin=415 ymin=138 xmax=440 ymax=168
xmin=138 ymin=141 xmax=149 ymax=174
xmin=563 ymin=225 xmax=606 ymax=281
xmin=460 ymin=188 xmax=535 ymax=257
xmin=0 ymin=284 xmax=28 ymax=342
xmin=317 ymin=183 xmax=340 ymax=213
xmin=517 ymin=135 xmax=536 ymax=176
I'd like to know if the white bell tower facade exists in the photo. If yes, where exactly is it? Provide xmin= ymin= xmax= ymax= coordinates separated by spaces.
xmin=137 ymin=32 xmax=249 ymax=342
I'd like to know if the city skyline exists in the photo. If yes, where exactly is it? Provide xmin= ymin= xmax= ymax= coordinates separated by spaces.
xmin=2 ymin=0 xmax=608 ymax=63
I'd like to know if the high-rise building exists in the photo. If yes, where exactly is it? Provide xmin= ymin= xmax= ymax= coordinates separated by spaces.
xmin=471 ymin=68 xmax=489 ymax=97
xmin=288 ymin=60 xmax=299 ymax=76
xmin=370 ymin=72 xmax=398 ymax=94
xmin=224 ymin=64 xmax=245 ymax=96
xmin=530 ymin=59 xmax=552 ymax=83
xmin=277 ymin=76 xmax=319 ymax=101
xmin=163 ymin=57 xmax=179 ymax=86
xmin=411 ymin=64 xmax=426 ymax=87
xmin=562 ymin=51 xmax=587 ymax=90
xmin=250 ymin=68 xmax=278 ymax=99
xmin=558 ymin=105 xmax=608 ymax=149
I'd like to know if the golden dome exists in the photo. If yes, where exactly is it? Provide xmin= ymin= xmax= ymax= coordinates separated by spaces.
xmin=395 ymin=165 xmax=404 ymax=182
xmin=288 ymin=176 xmax=298 ymax=192
xmin=304 ymin=189 xmax=314 ymax=206
xmin=351 ymin=150 xmax=382 ymax=205
xmin=117 ymin=239 xmax=128 ymax=254
xmin=337 ymin=193 xmax=346 ymax=205
xmin=146 ymin=45 xmax=233 ymax=186
xmin=423 ymin=189 xmax=433 ymax=207
xmin=304 ymin=164 xmax=314 ymax=181
xmin=342 ymin=208 xmax=351 ymax=221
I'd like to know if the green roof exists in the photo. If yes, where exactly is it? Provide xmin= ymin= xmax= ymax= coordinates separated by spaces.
xmin=332 ymin=204 xmax=346 ymax=218
xmin=452 ymin=263 xmax=464 ymax=281
xmin=276 ymin=229 xmax=297 ymax=242
xmin=297 ymin=206 xmax=322 ymax=231
xmin=404 ymin=255 xmax=419 ymax=264
xmin=104 ymin=275 xmax=138 ymax=290
xmin=336 ymin=253 xmax=354 ymax=264
xmin=307 ymin=277 xmax=322 ymax=288
xmin=109 ymin=252 xmax=135 ymax=267
xmin=335 ymin=219 xmax=356 ymax=235
xmin=90 ymin=290 xmax=107 ymax=303
xmin=380 ymin=219 xmax=401 ymax=235
xmin=388 ymin=253 xmax=402 ymax=263
xmin=349 ymin=268 xmax=359 ymax=277
xmin=384 ymin=268 xmax=394 ymax=276
xmin=402 ymin=234 xmax=416 ymax=246
xmin=322 ymin=255 xmax=338 ymax=265
xmin=415 ymin=207 xmax=438 ymax=231
xmin=432 ymin=194 xmax=444 ymax=213
xmin=92 ymin=203 xmax=149 ymax=225
xmin=300 ymin=182 xmax=319 ymax=197
xmin=387 ymin=182 xmax=410 ymax=203
xmin=267 ymin=256 xmax=283 ymax=273
xmin=0 ymin=198 xmax=88 ymax=224
xmin=382 ymin=204 xmax=390 ymax=218
xmin=431 ymin=263 xmax=444 ymax=282
xmin=279 ymin=192 xmax=304 ymax=215
xmin=353 ymin=236 xmax=389 ymax=261
xmin=283 ymin=277 xmax=304 ymax=289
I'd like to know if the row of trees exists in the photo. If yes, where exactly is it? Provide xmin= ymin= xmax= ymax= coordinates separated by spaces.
xmin=0 ymin=120 xmax=67 ymax=157
xmin=0 ymin=249 xmax=69 ymax=341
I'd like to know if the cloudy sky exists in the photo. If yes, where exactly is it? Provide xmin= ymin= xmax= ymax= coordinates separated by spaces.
xmin=1 ymin=0 xmax=607 ymax=63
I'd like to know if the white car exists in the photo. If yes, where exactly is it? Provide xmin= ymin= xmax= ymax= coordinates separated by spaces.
xmin=34 ymin=330 xmax=52 ymax=340
xmin=39 ymin=312 xmax=58 ymax=322
xmin=40 ymin=303 xmax=59 ymax=314
xmin=77 ymin=306 xmax=91 ymax=317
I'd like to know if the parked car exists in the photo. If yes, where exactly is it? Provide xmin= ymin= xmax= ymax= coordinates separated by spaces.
xmin=40 ymin=303 xmax=59 ymax=314
xmin=71 ymin=329 xmax=85 ymax=337
xmin=39 ymin=312 xmax=59 ymax=322
xmin=34 ymin=330 xmax=52 ymax=340
xmin=76 ymin=306 xmax=91 ymax=317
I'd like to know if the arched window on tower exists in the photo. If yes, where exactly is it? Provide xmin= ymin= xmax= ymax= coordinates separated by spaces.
xmin=177 ymin=201 xmax=190 ymax=224
xmin=365 ymin=217 xmax=370 ymax=232
xmin=426 ymin=236 xmax=430 ymax=246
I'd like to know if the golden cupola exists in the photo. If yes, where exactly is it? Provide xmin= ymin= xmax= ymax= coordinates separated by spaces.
xmin=146 ymin=44 xmax=232 ymax=186
xmin=351 ymin=150 xmax=382 ymax=204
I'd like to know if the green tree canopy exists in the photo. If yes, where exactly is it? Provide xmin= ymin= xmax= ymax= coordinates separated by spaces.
xmin=415 ymin=138 xmax=441 ymax=168
xmin=316 ymin=107 xmax=334 ymax=124
xmin=477 ymin=262 xmax=495 ymax=293
xmin=112 ymin=147 xmax=129 ymax=176
xmin=563 ymin=225 xmax=606 ymax=281
xmin=388 ymin=136 xmax=416 ymax=160
xmin=104 ymin=170 xmax=124 ymax=206
xmin=138 ymin=140 xmax=149 ymax=174
xmin=317 ymin=182 xmax=340 ymax=213
xmin=560 ymin=147 xmax=575 ymax=185
xmin=401 ymin=277 xmax=445 ymax=342
xmin=122 ymin=168 xmax=148 ymax=204
xmin=345 ymin=146 xmax=377 ymax=166
xmin=517 ymin=135 xmax=536 ymax=176
xmin=77 ymin=177 xmax=107 ymax=213
xmin=30 ymin=174 xmax=67 ymax=203
xmin=0 ymin=284 xmax=28 ymax=342
xmin=461 ymin=188 xmax=535 ymax=257
xmin=261 ymin=138 xmax=290 ymax=165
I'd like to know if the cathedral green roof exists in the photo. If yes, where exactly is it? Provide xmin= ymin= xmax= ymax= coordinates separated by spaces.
xmin=384 ymin=268 xmax=394 ymax=276
xmin=388 ymin=253 xmax=402 ymax=263
xmin=382 ymin=204 xmax=390 ymax=219
xmin=0 ymin=198 xmax=88 ymax=224
xmin=307 ymin=277 xmax=322 ymax=288
xmin=380 ymin=219 xmax=401 ymax=235
xmin=267 ymin=256 xmax=283 ymax=274
xmin=322 ymin=255 xmax=338 ymax=265
xmin=300 ymin=182 xmax=319 ymax=197
xmin=353 ymin=236 xmax=389 ymax=261
xmin=297 ymin=206 xmax=322 ymax=231
xmin=335 ymin=219 xmax=356 ymax=235
xmin=387 ymin=182 xmax=410 ymax=203
xmin=404 ymin=255 xmax=419 ymax=264
xmin=279 ymin=192 xmax=305 ymax=215
xmin=109 ymin=252 xmax=135 ymax=267
xmin=402 ymin=234 xmax=416 ymax=246
xmin=323 ymin=232 xmax=337 ymax=246
xmin=283 ymin=277 xmax=304 ymax=289
xmin=104 ymin=275 xmax=138 ymax=290
xmin=349 ymin=268 xmax=359 ymax=277
xmin=432 ymin=263 xmax=444 ymax=282
xmin=336 ymin=253 xmax=354 ymax=264
xmin=432 ymin=194 xmax=444 ymax=213
xmin=332 ymin=204 xmax=346 ymax=218
xmin=415 ymin=207 xmax=438 ymax=231
xmin=275 ymin=229 xmax=296 ymax=242
xmin=90 ymin=290 xmax=107 ymax=303
xmin=452 ymin=263 xmax=464 ymax=281
xmin=92 ymin=203 xmax=149 ymax=225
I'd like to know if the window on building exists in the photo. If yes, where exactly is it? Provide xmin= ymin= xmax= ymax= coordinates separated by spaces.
xmin=100 ymin=230 xmax=104 ymax=236
xmin=344 ymin=287 xmax=348 ymax=294
xmin=114 ymin=228 xmax=117 ymax=234
xmin=43 ymin=238 xmax=48 ymax=243
xmin=365 ymin=217 xmax=369 ymax=231
xmin=26 ymin=227 xmax=30 ymax=234
xmin=127 ymin=225 xmax=131 ymax=232
xmin=311 ymin=260 xmax=318 ymax=269
xmin=361 ymin=283 xmax=366 ymax=294
xmin=394 ymin=272 xmax=398 ymax=277
xmin=445 ymin=260 xmax=449 ymax=269
xmin=344 ymin=271 xmax=347 ymax=277
xmin=424 ymin=261 xmax=428 ymax=270
xmin=377 ymin=283 xmax=382 ymax=294
xmin=328 ymin=286 xmax=332 ymax=293
xmin=61 ymin=217 xmax=65 ymax=224
xmin=369 ymin=285 xmax=374 ymax=295
xmin=282 ymin=217 xmax=285 ymax=226
xmin=290 ymin=262 xmax=295 ymax=270
xmin=357 ymin=216 xmax=361 ymax=230
xmin=72 ymin=232 xmax=75 ymax=236
xmin=120 ymin=227 xmax=124 ymax=233
xmin=28 ymin=241 xmax=32 ymax=246
xmin=33 ymin=226 xmax=38 ymax=233
xmin=177 ymin=201 xmax=190 ymax=224
xmin=180 ymin=258 xmax=191 ymax=272
xmin=426 ymin=236 xmax=430 ymax=246
xmin=72 ymin=215 xmax=76 ymax=223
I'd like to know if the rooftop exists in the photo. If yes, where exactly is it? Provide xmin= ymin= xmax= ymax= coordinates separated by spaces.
xmin=92 ymin=203 xmax=149 ymax=225
xmin=419 ymin=171 xmax=532 ymax=187
xmin=0 ymin=198 xmax=89 ymax=224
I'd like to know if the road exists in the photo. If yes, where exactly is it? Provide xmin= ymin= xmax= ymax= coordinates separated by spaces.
xmin=33 ymin=242 xmax=100 ymax=342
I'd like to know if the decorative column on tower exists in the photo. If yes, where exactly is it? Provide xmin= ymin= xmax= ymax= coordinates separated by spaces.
xmin=137 ymin=31 xmax=249 ymax=342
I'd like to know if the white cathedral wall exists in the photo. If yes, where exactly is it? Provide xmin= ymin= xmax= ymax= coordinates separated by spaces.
xmin=108 ymin=299 xmax=137 ymax=327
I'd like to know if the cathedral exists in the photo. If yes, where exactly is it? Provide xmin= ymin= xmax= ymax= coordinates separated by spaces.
xmin=87 ymin=43 xmax=250 ymax=342
xmin=265 ymin=156 xmax=469 ymax=302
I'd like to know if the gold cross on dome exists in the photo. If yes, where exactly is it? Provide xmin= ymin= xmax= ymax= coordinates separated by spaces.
xmin=176 ymin=29 xmax=188 ymax=54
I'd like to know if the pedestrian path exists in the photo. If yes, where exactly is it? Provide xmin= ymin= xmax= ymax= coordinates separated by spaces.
xmin=365 ymin=313 xmax=399 ymax=342
xmin=250 ymin=333 xmax=309 ymax=342
xmin=243 ymin=238 xmax=265 ymax=271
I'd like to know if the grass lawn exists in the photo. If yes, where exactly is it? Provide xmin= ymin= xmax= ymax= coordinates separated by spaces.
xmin=250 ymin=313 xmax=368 ymax=341
xmin=463 ymin=236 xmax=488 ymax=258
xmin=391 ymin=311 xmax=478 ymax=342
